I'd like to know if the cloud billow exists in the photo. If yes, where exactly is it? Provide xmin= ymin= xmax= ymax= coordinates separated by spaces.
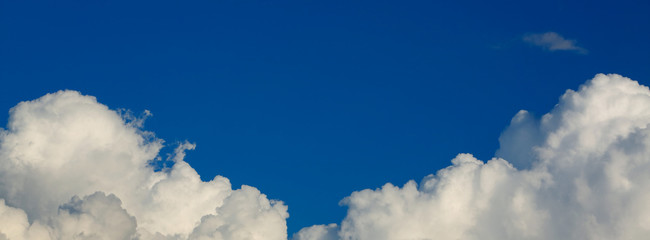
xmin=0 ymin=91 xmax=288 ymax=240
xmin=296 ymin=74 xmax=650 ymax=240
xmin=1 ymin=74 xmax=650 ymax=240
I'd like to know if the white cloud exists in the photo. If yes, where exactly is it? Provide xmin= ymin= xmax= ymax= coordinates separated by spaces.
xmin=523 ymin=32 xmax=587 ymax=54
xmin=298 ymin=74 xmax=650 ymax=240
xmin=2 ymin=74 xmax=650 ymax=240
xmin=292 ymin=224 xmax=338 ymax=240
xmin=0 ymin=91 xmax=288 ymax=240
xmin=189 ymin=186 xmax=289 ymax=240
xmin=51 ymin=192 xmax=137 ymax=240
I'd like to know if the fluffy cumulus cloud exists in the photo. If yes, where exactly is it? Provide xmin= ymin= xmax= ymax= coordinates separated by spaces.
xmin=523 ymin=32 xmax=587 ymax=54
xmin=298 ymin=74 xmax=650 ymax=240
xmin=0 ymin=91 xmax=288 ymax=240
xmin=2 ymin=73 xmax=650 ymax=240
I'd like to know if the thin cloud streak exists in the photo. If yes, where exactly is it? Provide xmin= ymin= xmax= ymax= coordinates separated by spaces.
xmin=523 ymin=32 xmax=588 ymax=54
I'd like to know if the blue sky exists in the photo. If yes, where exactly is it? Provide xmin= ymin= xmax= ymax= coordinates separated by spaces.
xmin=1 ymin=0 xmax=649 ymax=235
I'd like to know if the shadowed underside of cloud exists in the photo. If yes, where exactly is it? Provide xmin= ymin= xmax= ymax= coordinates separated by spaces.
xmin=1 ymin=74 xmax=650 ymax=240
xmin=523 ymin=32 xmax=588 ymax=54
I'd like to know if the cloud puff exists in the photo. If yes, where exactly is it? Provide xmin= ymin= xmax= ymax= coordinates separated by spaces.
xmin=523 ymin=32 xmax=587 ymax=54
xmin=292 ymin=224 xmax=338 ymax=240
xmin=0 ymin=91 xmax=288 ymax=240
xmin=298 ymin=74 xmax=650 ymax=240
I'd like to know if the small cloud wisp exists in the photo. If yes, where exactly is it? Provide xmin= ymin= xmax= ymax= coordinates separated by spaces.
xmin=523 ymin=32 xmax=587 ymax=54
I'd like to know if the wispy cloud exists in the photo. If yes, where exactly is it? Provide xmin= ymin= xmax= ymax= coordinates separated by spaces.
xmin=523 ymin=32 xmax=587 ymax=54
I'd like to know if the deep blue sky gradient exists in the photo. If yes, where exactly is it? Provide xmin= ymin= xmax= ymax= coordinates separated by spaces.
xmin=2 ymin=0 xmax=649 ymax=235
